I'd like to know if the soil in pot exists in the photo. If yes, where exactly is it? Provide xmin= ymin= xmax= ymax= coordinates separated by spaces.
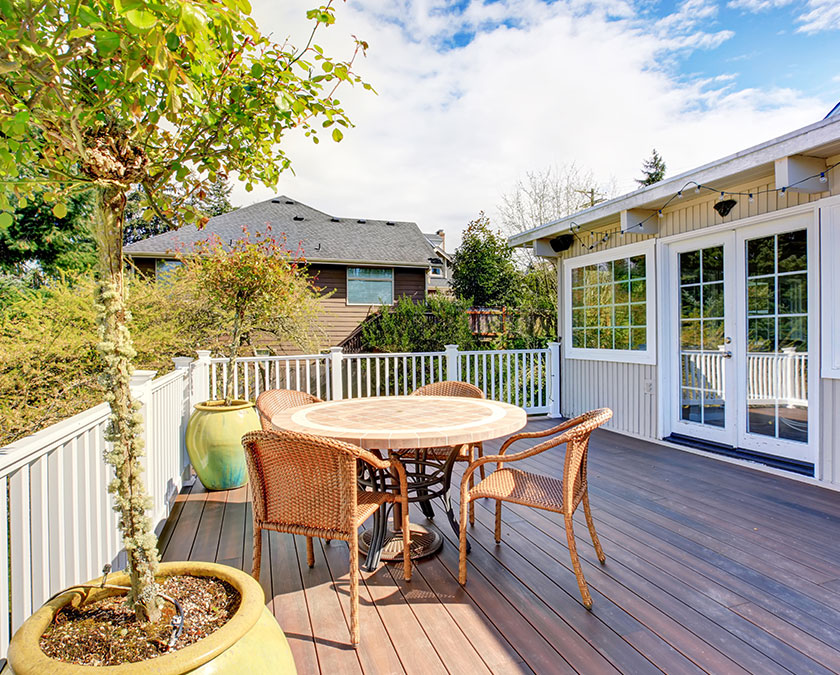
xmin=39 ymin=575 xmax=239 ymax=667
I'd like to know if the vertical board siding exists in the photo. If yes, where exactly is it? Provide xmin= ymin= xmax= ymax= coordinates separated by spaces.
xmin=821 ymin=379 xmax=840 ymax=485
xmin=0 ymin=369 xmax=190 ymax=657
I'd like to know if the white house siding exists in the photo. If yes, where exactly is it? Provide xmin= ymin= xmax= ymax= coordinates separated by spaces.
xmin=554 ymin=158 xmax=840 ymax=487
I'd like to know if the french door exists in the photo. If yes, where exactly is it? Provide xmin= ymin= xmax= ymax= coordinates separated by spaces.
xmin=666 ymin=212 xmax=815 ymax=467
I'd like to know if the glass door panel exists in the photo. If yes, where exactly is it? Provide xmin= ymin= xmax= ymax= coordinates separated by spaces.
xmin=744 ymin=229 xmax=808 ymax=445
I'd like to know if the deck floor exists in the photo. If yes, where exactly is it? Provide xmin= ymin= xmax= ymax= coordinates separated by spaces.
xmin=158 ymin=419 xmax=840 ymax=674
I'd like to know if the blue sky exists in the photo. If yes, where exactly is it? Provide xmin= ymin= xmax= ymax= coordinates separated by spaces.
xmin=245 ymin=0 xmax=840 ymax=248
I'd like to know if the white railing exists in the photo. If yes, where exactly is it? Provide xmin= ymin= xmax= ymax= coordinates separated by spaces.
xmin=197 ymin=344 xmax=559 ymax=415
xmin=0 ymin=366 xmax=191 ymax=657
xmin=681 ymin=349 xmax=808 ymax=407
xmin=207 ymin=353 xmax=331 ymax=402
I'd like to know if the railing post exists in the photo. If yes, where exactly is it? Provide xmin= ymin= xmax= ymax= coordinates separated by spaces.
xmin=329 ymin=346 xmax=344 ymax=400
xmin=193 ymin=350 xmax=212 ymax=405
xmin=548 ymin=341 xmax=561 ymax=418
xmin=444 ymin=344 xmax=460 ymax=381
xmin=172 ymin=357 xmax=195 ymax=482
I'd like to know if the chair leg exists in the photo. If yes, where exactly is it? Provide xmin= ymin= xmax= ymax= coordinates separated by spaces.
xmin=401 ymin=498 xmax=412 ymax=582
xmin=458 ymin=491 xmax=470 ymax=585
xmin=494 ymin=501 xmax=503 ymax=544
xmin=252 ymin=526 xmax=262 ymax=580
xmin=306 ymin=537 xmax=315 ymax=568
xmin=468 ymin=447 xmax=475 ymax=526
xmin=477 ymin=443 xmax=485 ymax=481
xmin=564 ymin=512 xmax=593 ymax=609
xmin=582 ymin=492 xmax=606 ymax=564
xmin=349 ymin=533 xmax=360 ymax=646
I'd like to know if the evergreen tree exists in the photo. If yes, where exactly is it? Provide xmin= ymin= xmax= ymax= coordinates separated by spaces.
xmin=451 ymin=213 xmax=520 ymax=307
xmin=635 ymin=149 xmax=666 ymax=186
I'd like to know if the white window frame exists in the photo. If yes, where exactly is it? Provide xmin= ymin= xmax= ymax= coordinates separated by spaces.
xmin=562 ymin=239 xmax=657 ymax=364
xmin=346 ymin=266 xmax=395 ymax=306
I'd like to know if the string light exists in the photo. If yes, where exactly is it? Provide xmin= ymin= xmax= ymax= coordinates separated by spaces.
xmin=560 ymin=160 xmax=838 ymax=253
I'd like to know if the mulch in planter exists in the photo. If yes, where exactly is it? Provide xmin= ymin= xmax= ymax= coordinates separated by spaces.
xmin=40 ymin=575 xmax=240 ymax=666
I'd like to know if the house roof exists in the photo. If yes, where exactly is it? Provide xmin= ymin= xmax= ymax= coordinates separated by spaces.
xmin=124 ymin=196 xmax=436 ymax=268
xmin=510 ymin=114 xmax=840 ymax=247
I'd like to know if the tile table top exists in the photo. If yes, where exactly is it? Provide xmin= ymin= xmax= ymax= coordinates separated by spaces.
xmin=270 ymin=395 xmax=527 ymax=449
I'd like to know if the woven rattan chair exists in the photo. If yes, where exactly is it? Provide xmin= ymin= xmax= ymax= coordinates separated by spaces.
xmin=410 ymin=380 xmax=486 ymax=524
xmin=457 ymin=408 xmax=613 ymax=608
xmin=241 ymin=429 xmax=412 ymax=646
xmin=255 ymin=389 xmax=322 ymax=431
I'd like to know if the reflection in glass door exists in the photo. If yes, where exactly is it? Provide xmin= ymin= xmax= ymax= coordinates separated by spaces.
xmin=744 ymin=229 xmax=808 ymax=444
xmin=679 ymin=245 xmax=728 ymax=428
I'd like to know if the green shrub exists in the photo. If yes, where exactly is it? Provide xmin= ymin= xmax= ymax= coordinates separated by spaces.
xmin=361 ymin=296 xmax=475 ymax=353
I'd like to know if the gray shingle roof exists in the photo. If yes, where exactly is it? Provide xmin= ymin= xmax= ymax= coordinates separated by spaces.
xmin=124 ymin=196 xmax=435 ymax=267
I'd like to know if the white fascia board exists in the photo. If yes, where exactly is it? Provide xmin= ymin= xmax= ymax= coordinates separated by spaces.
xmin=509 ymin=115 xmax=840 ymax=247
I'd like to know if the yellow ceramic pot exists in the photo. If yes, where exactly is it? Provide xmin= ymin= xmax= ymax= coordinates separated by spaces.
xmin=5 ymin=561 xmax=295 ymax=674
xmin=185 ymin=400 xmax=260 ymax=490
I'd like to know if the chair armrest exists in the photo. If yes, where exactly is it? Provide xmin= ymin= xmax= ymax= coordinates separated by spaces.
xmin=497 ymin=418 xmax=578 ymax=456
xmin=357 ymin=448 xmax=410 ymax=498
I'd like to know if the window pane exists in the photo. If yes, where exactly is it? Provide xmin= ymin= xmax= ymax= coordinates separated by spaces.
xmin=629 ymin=255 xmax=646 ymax=279
xmin=748 ymin=317 xmax=775 ymax=352
xmin=747 ymin=236 xmax=775 ymax=277
xmin=571 ymin=267 xmax=584 ymax=287
xmin=681 ymin=286 xmax=701 ymax=319
xmin=572 ymin=329 xmax=584 ymax=348
xmin=614 ymin=281 xmax=629 ymax=304
xmin=747 ymin=278 xmax=774 ymax=316
xmin=778 ymin=274 xmax=807 ymax=315
xmin=572 ymin=308 xmax=584 ymax=328
xmin=614 ymin=327 xmax=630 ymax=350
xmin=597 ymin=261 xmax=612 ymax=284
xmin=347 ymin=279 xmax=393 ymax=304
xmin=702 ymin=246 xmax=724 ymax=282
xmin=614 ymin=304 xmax=629 ymax=326
xmin=613 ymin=258 xmax=629 ymax=281
xmin=348 ymin=267 xmax=393 ymax=279
xmin=630 ymin=303 xmax=646 ymax=326
xmin=584 ymin=329 xmax=598 ymax=348
xmin=630 ymin=328 xmax=646 ymax=350
xmin=702 ymin=283 xmax=724 ymax=318
xmin=702 ymin=319 xmax=724 ymax=351
xmin=778 ymin=316 xmax=807 ymax=351
xmin=630 ymin=279 xmax=646 ymax=302
xmin=680 ymin=250 xmax=700 ymax=284
xmin=572 ymin=288 xmax=584 ymax=307
xmin=681 ymin=321 xmax=701 ymax=350
xmin=598 ymin=329 xmax=614 ymax=349
xmin=777 ymin=230 xmax=807 ymax=273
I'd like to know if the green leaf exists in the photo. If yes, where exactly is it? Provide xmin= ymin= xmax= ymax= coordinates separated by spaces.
xmin=165 ymin=32 xmax=180 ymax=51
xmin=53 ymin=203 xmax=68 ymax=219
xmin=95 ymin=31 xmax=121 ymax=56
xmin=68 ymin=27 xmax=94 ymax=39
xmin=331 ymin=128 xmax=343 ymax=142
xmin=250 ymin=63 xmax=264 ymax=78
xmin=0 ymin=212 xmax=11 ymax=230
xmin=126 ymin=9 xmax=157 ymax=29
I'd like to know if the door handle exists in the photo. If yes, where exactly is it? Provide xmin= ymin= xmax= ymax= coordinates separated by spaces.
xmin=722 ymin=351 xmax=733 ymax=359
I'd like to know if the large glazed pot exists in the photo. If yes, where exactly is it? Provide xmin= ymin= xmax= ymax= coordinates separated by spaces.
xmin=185 ymin=400 xmax=260 ymax=490
xmin=5 ymin=561 xmax=296 ymax=674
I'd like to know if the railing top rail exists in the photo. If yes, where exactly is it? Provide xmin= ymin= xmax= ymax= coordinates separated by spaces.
xmin=458 ymin=348 xmax=551 ymax=356
xmin=149 ymin=369 xmax=188 ymax=392
xmin=0 ymin=402 xmax=110 ymax=474
xmin=343 ymin=351 xmax=444 ymax=359
xmin=208 ymin=354 xmax=329 ymax=364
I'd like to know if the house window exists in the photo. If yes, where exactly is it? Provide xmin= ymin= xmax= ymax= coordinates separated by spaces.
xmin=347 ymin=267 xmax=394 ymax=305
xmin=564 ymin=241 xmax=656 ymax=363
xmin=431 ymin=267 xmax=443 ymax=276
xmin=155 ymin=259 xmax=183 ymax=282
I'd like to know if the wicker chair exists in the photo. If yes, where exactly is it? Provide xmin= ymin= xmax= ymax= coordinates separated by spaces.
xmin=410 ymin=380 xmax=486 ymax=525
xmin=241 ymin=429 xmax=412 ymax=646
xmin=457 ymin=408 xmax=613 ymax=608
xmin=255 ymin=389 xmax=322 ymax=431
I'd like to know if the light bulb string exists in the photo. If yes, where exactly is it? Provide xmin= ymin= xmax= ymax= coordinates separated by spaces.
xmin=562 ymin=159 xmax=837 ymax=252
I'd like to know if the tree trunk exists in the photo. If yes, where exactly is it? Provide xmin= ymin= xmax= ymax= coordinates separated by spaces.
xmin=92 ymin=185 xmax=162 ymax=623
xmin=224 ymin=307 xmax=246 ymax=406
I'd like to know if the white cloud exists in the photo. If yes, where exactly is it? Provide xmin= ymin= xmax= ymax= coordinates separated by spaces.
xmin=797 ymin=0 xmax=840 ymax=33
xmin=239 ymin=1 xmax=828 ymax=249
xmin=727 ymin=0 xmax=793 ymax=12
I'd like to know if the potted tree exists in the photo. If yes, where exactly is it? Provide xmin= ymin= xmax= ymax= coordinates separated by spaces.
xmin=0 ymin=0 xmax=365 ymax=671
xmin=181 ymin=230 xmax=323 ymax=490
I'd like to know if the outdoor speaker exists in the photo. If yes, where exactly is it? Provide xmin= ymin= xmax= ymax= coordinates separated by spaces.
xmin=549 ymin=234 xmax=574 ymax=252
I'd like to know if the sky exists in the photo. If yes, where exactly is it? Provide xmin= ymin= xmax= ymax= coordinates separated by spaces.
xmin=234 ymin=0 xmax=840 ymax=250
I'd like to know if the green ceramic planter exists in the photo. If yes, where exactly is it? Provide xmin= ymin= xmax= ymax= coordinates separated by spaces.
xmin=185 ymin=400 xmax=260 ymax=490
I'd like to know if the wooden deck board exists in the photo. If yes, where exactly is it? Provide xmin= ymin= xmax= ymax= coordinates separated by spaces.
xmin=159 ymin=419 xmax=840 ymax=674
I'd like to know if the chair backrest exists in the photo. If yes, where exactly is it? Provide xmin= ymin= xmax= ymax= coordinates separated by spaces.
xmin=255 ymin=389 xmax=323 ymax=431
xmin=241 ymin=429 xmax=362 ymax=536
xmin=557 ymin=408 xmax=612 ymax=505
xmin=411 ymin=380 xmax=485 ymax=399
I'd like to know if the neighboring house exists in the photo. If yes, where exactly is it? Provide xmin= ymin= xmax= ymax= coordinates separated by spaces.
xmin=423 ymin=228 xmax=453 ymax=295
xmin=124 ymin=196 xmax=436 ymax=350
xmin=512 ymin=110 xmax=840 ymax=490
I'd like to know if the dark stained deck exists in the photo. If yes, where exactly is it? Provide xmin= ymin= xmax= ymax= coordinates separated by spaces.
xmin=157 ymin=418 xmax=840 ymax=674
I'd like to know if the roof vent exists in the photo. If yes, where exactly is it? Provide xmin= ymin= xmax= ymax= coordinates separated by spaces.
xmin=293 ymin=216 xmax=304 ymax=221
xmin=271 ymin=199 xmax=281 ymax=204
xmin=357 ymin=219 xmax=366 ymax=224
xmin=285 ymin=200 xmax=294 ymax=205
xmin=386 ymin=221 xmax=395 ymax=226
xmin=330 ymin=217 xmax=340 ymax=222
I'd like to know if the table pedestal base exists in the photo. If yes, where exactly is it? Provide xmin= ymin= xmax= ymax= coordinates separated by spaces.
xmin=359 ymin=523 xmax=442 ymax=561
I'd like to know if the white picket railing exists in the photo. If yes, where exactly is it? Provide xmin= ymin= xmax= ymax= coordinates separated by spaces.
xmin=199 ymin=344 xmax=558 ymax=415
xmin=0 ymin=366 xmax=191 ymax=657
xmin=681 ymin=349 xmax=808 ymax=407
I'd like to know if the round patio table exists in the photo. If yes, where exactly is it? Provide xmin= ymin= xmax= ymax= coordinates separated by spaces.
xmin=270 ymin=395 xmax=526 ymax=563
